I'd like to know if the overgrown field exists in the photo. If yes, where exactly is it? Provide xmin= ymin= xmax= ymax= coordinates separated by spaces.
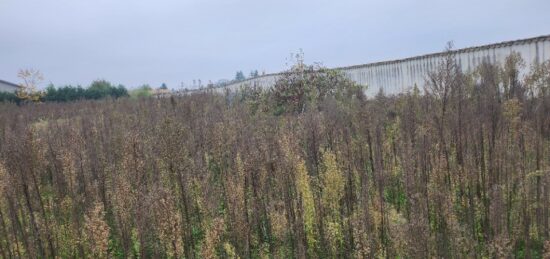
xmin=0 ymin=55 xmax=549 ymax=258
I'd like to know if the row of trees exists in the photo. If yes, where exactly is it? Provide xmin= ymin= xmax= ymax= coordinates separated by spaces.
xmin=43 ymin=80 xmax=128 ymax=102
xmin=1 ymin=70 xmax=132 ymax=104
xmin=0 ymin=52 xmax=549 ymax=258
xmin=235 ymin=70 xmax=261 ymax=81
xmin=43 ymin=81 xmax=172 ymax=102
xmin=9 ymin=80 xmax=172 ymax=103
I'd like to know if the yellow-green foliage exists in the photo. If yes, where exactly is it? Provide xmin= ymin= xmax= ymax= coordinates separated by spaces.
xmin=320 ymin=150 xmax=345 ymax=253
xmin=16 ymin=69 xmax=45 ymax=103
xmin=130 ymin=85 xmax=152 ymax=99
xmin=321 ymin=150 xmax=344 ymax=216
xmin=223 ymin=242 xmax=240 ymax=258
xmin=295 ymin=159 xmax=317 ymax=251
xmin=53 ymin=197 xmax=80 ymax=257
xmin=503 ymin=98 xmax=522 ymax=132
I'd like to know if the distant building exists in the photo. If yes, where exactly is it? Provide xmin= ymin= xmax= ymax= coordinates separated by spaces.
xmin=217 ymin=34 xmax=550 ymax=96
xmin=151 ymin=88 xmax=171 ymax=98
xmin=0 ymin=79 xmax=21 ymax=93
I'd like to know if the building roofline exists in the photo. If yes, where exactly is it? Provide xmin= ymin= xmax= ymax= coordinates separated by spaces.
xmin=333 ymin=34 xmax=550 ymax=70
xmin=0 ymin=79 xmax=22 ymax=88
xmin=221 ymin=34 xmax=550 ymax=87
xmin=184 ymin=34 xmax=550 ymax=93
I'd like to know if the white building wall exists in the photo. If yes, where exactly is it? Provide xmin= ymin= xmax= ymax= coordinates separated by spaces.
xmin=211 ymin=35 xmax=550 ymax=96
xmin=0 ymin=81 xmax=19 ymax=93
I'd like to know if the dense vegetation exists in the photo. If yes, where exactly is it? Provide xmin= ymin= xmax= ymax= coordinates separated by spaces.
xmin=2 ymin=79 xmax=128 ymax=104
xmin=0 ymin=92 xmax=18 ymax=103
xmin=0 ymin=53 xmax=549 ymax=258
xmin=43 ymin=80 xmax=128 ymax=102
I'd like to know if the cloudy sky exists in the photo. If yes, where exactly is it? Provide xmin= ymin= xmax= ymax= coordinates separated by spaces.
xmin=1 ymin=0 xmax=549 ymax=89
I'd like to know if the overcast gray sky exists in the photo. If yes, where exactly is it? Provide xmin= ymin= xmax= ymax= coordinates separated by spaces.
xmin=1 ymin=0 xmax=549 ymax=89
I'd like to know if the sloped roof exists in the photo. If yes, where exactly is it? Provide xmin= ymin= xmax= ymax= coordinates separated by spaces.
xmin=0 ymin=79 xmax=22 ymax=88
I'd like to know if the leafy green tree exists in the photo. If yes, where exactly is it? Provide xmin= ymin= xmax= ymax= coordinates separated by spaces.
xmin=85 ymin=80 xmax=114 ymax=99
xmin=112 ymin=85 xmax=129 ymax=98
xmin=44 ymin=84 xmax=87 ymax=102
xmin=84 ymin=80 xmax=127 ymax=99
xmin=130 ymin=85 xmax=152 ymax=98
xmin=266 ymin=60 xmax=364 ymax=115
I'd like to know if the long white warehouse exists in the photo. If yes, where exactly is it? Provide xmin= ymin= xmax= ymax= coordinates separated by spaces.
xmin=212 ymin=35 xmax=550 ymax=96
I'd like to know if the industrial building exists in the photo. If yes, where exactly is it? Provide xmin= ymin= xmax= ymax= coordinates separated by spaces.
xmin=0 ymin=79 xmax=21 ymax=93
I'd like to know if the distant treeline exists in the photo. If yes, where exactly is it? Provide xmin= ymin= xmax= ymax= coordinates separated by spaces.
xmin=44 ymin=80 xmax=128 ymax=102
xmin=0 ymin=80 xmax=129 ymax=103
